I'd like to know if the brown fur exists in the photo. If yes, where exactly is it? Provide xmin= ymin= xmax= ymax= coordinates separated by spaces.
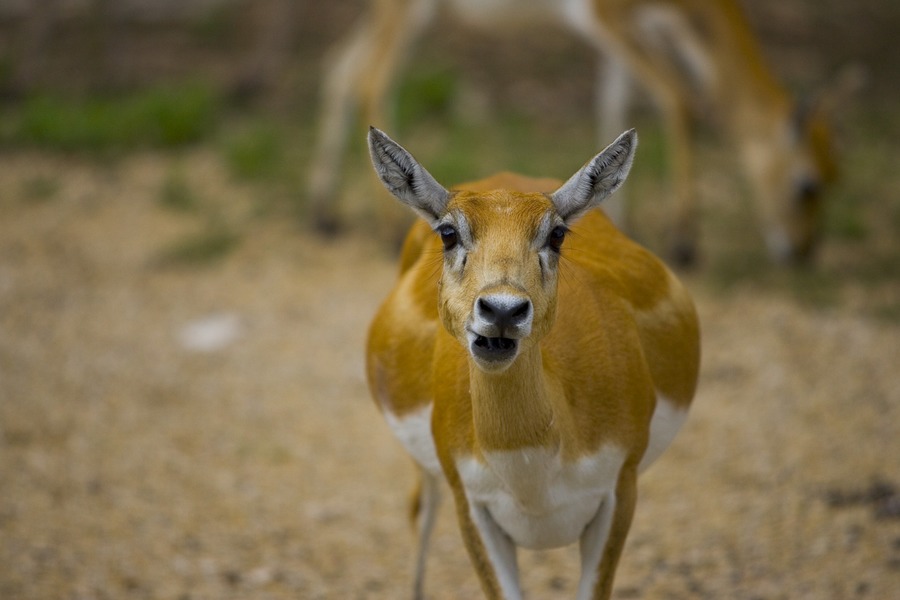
xmin=310 ymin=0 xmax=842 ymax=263
xmin=366 ymin=168 xmax=700 ymax=598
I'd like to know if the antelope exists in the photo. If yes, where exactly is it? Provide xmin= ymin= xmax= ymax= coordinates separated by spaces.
xmin=365 ymin=126 xmax=701 ymax=599
xmin=308 ymin=0 xmax=852 ymax=265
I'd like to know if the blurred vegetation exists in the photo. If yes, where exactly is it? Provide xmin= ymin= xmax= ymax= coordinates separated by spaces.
xmin=0 ymin=0 xmax=896 ymax=317
xmin=220 ymin=121 xmax=285 ymax=181
xmin=154 ymin=223 xmax=242 ymax=267
xmin=19 ymin=174 xmax=61 ymax=204
xmin=158 ymin=168 xmax=201 ymax=213
xmin=1 ymin=83 xmax=221 ymax=151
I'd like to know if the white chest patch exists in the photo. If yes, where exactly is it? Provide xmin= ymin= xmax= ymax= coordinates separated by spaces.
xmin=383 ymin=404 xmax=442 ymax=475
xmin=456 ymin=445 xmax=627 ymax=549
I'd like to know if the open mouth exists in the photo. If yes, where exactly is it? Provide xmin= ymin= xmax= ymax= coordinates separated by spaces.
xmin=471 ymin=335 xmax=518 ymax=362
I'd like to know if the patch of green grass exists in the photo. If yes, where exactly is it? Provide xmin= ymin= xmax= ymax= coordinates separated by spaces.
xmin=158 ymin=169 xmax=200 ymax=212
xmin=825 ymin=194 xmax=869 ymax=241
xmin=870 ymin=301 xmax=900 ymax=324
xmin=706 ymin=245 xmax=770 ymax=291
xmin=783 ymin=269 xmax=841 ymax=309
xmin=844 ymin=251 xmax=900 ymax=287
xmin=20 ymin=175 xmax=61 ymax=204
xmin=406 ymin=114 xmax=598 ymax=187
xmin=6 ymin=82 xmax=221 ymax=151
xmin=395 ymin=66 xmax=458 ymax=129
xmin=0 ymin=55 xmax=12 ymax=93
xmin=155 ymin=225 xmax=240 ymax=266
xmin=190 ymin=2 xmax=239 ymax=49
xmin=221 ymin=122 xmax=284 ymax=180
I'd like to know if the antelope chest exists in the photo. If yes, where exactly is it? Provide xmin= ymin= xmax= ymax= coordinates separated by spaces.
xmin=456 ymin=445 xmax=627 ymax=550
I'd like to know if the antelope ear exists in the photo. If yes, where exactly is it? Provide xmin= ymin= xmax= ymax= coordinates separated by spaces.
xmin=815 ymin=63 xmax=867 ymax=119
xmin=368 ymin=127 xmax=450 ymax=224
xmin=551 ymin=129 xmax=637 ymax=222
xmin=792 ymin=64 xmax=867 ymax=138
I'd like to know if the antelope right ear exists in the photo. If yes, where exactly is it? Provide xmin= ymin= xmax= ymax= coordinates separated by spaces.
xmin=368 ymin=127 xmax=450 ymax=225
xmin=551 ymin=129 xmax=637 ymax=223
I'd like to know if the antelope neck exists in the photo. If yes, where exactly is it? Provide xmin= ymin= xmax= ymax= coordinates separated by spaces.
xmin=468 ymin=344 xmax=561 ymax=453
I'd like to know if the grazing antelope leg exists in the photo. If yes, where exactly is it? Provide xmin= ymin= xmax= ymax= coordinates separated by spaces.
xmin=313 ymin=0 xmax=845 ymax=264
xmin=595 ymin=53 xmax=633 ymax=231
xmin=366 ymin=126 xmax=700 ymax=599
xmin=307 ymin=0 xmax=435 ymax=234
xmin=577 ymin=4 xmax=701 ymax=264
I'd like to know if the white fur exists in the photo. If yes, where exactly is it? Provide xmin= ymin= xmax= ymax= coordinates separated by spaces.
xmin=640 ymin=394 xmax=689 ymax=472
xmin=384 ymin=404 xmax=442 ymax=476
xmin=456 ymin=444 xmax=628 ymax=550
xmin=382 ymin=390 xmax=685 ymax=598
xmin=469 ymin=502 xmax=523 ymax=600
xmin=576 ymin=490 xmax=616 ymax=600
xmin=634 ymin=5 xmax=716 ymax=94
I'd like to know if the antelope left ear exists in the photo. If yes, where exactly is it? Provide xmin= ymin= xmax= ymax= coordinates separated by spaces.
xmin=551 ymin=129 xmax=637 ymax=222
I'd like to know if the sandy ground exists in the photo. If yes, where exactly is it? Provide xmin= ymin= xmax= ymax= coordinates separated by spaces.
xmin=1 ymin=151 xmax=899 ymax=600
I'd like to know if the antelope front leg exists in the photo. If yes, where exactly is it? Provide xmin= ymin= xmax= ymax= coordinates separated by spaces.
xmin=447 ymin=484 xmax=522 ymax=599
xmin=577 ymin=467 xmax=638 ymax=600
xmin=410 ymin=469 xmax=442 ymax=600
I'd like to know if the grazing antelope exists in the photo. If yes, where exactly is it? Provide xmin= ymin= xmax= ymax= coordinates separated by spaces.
xmin=308 ymin=0 xmax=849 ymax=264
xmin=365 ymin=126 xmax=701 ymax=599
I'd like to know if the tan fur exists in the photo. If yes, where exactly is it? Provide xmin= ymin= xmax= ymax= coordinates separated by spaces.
xmin=309 ymin=0 xmax=843 ymax=263
xmin=366 ymin=166 xmax=700 ymax=598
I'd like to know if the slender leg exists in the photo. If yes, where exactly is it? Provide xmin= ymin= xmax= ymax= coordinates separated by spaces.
xmin=583 ymin=9 xmax=700 ymax=266
xmin=306 ymin=0 xmax=436 ymax=237
xmin=443 ymin=466 xmax=521 ymax=600
xmin=596 ymin=52 xmax=633 ymax=231
xmin=465 ymin=502 xmax=521 ymax=600
xmin=410 ymin=469 xmax=441 ymax=600
xmin=307 ymin=17 xmax=377 ymax=234
xmin=577 ymin=468 xmax=637 ymax=600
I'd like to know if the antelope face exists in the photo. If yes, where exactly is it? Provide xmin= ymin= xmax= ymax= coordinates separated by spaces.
xmin=751 ymin=108 xmax=838 ymax=264
xmin=368 ymin=126 xmax=637 ymax=372
xmin=435 ymin=192 xmax=565 ymax=372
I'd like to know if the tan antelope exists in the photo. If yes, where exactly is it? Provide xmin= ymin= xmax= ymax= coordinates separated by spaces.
xmin=365 ymin=126 xmax=701 ymax=599
xmin=308 ymin=0 xmax=851 ymax=265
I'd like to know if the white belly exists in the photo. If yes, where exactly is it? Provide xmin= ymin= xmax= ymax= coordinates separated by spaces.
xmin=456 ymin=445 xmax=627 ymax=549
xmin=383 ymin=394 xmax=687 ymax=548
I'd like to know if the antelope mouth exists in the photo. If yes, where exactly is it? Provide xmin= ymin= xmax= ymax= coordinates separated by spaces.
xmin=471 ymin=335 xmax=518 ymax=364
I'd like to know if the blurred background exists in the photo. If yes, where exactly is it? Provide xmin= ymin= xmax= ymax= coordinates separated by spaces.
xmin=0 ymin=1 xmax=898 ymax=599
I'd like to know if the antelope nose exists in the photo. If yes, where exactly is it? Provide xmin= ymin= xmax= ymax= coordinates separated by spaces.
xmin=475 ymin=294 xmax=532 ymax=336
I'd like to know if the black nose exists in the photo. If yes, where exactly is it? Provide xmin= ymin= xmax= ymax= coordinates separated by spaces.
xmin=476 ymin=295 xmax=532 ymax=334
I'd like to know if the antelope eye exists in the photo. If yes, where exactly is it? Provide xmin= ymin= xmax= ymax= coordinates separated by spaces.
xmin=438 ymin=224 xmax=458 ymax=251
xmin=547 ymin=226 xmax=567 ymax=252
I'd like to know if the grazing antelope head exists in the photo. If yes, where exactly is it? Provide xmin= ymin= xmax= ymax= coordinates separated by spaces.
xmin=368 ymin=126 xmax=636 ymax=373
xmin=745 ymin=103 xmax=838 ymax=264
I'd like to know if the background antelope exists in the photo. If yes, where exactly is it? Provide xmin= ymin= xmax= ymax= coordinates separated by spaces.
xmin=308 ymin=0 xmax=856 ymax=265
xmin=365 ymin=126 xmax=701 ymax=599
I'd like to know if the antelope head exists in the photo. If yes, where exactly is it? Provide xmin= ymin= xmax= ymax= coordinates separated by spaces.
xmin=744 ymin=104 xmax=837 ymax=264
xmin=745 ymin=66 xmax=864 ymax=264
xmin=368 ymin=127 xmax=636 ymax=373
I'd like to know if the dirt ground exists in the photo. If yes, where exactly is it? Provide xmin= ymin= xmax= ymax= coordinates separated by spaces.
xmin=0 ymin=145 xmax=898 ymax=600
xmin=1 ymin=1 xmax=900 ymax=596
